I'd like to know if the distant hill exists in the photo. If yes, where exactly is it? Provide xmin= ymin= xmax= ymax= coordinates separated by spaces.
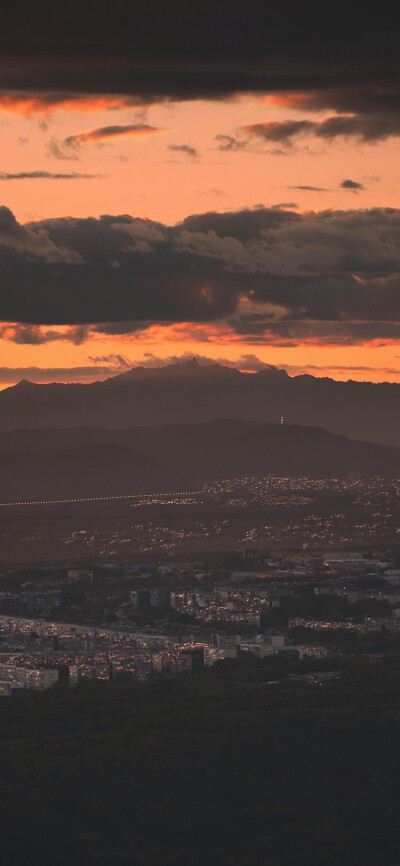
xmin=0 ymin=360 xmax=399 ymax=446
xmin=0 ymin=420 xmax=399 ymax=500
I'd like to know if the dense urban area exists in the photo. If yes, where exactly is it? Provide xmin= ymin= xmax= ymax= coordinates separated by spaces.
xmin=1 ymin=541 xmax=400 ymax=695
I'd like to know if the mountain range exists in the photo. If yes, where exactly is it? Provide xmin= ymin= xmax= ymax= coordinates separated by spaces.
xmin=0 ymin=419 xmax=399 ymax=500
xmin=0 ymin=360 xmax=399 ymax=447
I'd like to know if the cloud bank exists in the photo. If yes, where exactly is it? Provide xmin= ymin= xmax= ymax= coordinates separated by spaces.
xmin=1 ymin=204 xmax=400 ymax=346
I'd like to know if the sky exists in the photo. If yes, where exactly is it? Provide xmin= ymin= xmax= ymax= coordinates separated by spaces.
xmin=1 ymin=0 xmax=400 ymax=386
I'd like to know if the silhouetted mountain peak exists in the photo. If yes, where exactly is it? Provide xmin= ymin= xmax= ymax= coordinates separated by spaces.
xmin=14 ymin=379 xmax=35 ymax=390
xmin=255 ymin=366 xmax=289 ymax=381
xmin=3 ymin=378 xmax=39 ymax=398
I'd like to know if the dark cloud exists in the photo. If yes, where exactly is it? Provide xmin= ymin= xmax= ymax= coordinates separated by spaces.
xmin=0 ymin=324 xmax=88 ymax=344
xmin=167 ymin=144 xmax=198 ymax=158
xmin=178 ymin=207 xmax=296 ymax=240
xmin=0 ymin=170 xmax=101 ymax=180
xmin=0 ymin=2 xmax=398 ymax=108
xmin=1 ymin=2 xmax=398 ymax=156
xmin=243 ymin=120 xmax=314 ymax=144
xmin=218 ymin=112 xmax=400 ymax=151
xmin=278 ymin=87 xmax=400 ymax=122
xmin=228 ymin=318 xmax=400 ymax=346
xmin=258 ymin=87 xmax=400 ymax=144
xmin=318 ymin=114 xmax=400 ymax=142
xmin=341 ymin=178 xmax=365 ymax=190
xmin=1 ymin=204 xmax=400 ymax=345
xmin=242 ymin=113 xmax=400 ymax=144
xmin=315 ymin=114 xmax=400 ymax=142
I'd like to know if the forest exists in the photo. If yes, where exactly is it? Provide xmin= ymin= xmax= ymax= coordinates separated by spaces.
xmin=0 ymin=652 xmax=399 ymax=866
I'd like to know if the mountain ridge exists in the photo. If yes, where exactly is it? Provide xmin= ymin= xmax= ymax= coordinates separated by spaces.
xmin=0 ymin=361 xmax=399 ymax=446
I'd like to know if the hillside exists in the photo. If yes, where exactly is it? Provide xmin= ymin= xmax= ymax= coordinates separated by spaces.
xmin=0 ymin=444 xmax=183 ymax=500
xmin=0 ymin=420 xmax=399 ymax=500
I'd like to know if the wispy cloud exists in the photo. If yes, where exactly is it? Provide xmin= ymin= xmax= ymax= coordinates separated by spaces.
xmin=65 ymin=124 xmax=162 ymax=148
xmin=0 ymin=366 xmax=121 ymax=385
xmin=289 ymin=185 xmax=329 ymax=191
xmin=199 ymin=188 xmax=230 ymax=198
xmin=46 ymin=136 xmax=80 ymax=161
xmin=0 ymin=170 xmax=101 ymax=180
xmin=47 ymin=125 xmax=163 ymax=159
xmin=214 ymin=134 xmax=247 ymax=152
xmin=167 ymin=143 xmax=198 ymax=158
xmin=88 ymin=353 xmax=132 ymax=368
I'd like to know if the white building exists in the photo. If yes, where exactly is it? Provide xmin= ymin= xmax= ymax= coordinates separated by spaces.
xmin=0 ymin=664 xmax=58 ymax=690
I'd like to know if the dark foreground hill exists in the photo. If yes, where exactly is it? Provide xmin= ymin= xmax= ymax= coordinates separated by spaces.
xmin=0 ymin=420 xmax=399 ymax=499
xmin=1 ymin=360 xmax=400 ymax=445
xmin=0 ymin=444 xmax=183 ymax=500
xmin=0 ymin=654 xmax=399 ymax=866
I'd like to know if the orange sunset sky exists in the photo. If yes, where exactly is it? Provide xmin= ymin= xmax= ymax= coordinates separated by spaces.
xmin=1 ymin=2 xmax=400 ymax=386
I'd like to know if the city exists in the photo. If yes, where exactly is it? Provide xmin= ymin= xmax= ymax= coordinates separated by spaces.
xmin=1 ymin=543 xmax=399 ymax=696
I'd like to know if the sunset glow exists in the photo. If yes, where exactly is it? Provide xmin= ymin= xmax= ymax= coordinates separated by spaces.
xmin=0 ymin=4 xmax=399 ymax=387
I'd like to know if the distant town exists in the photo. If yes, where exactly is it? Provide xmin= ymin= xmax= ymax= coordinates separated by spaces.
xmin=0 ymin=473 xmax=399 ymax=563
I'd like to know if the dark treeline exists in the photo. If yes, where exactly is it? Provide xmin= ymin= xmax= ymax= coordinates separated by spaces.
xmin=0 ymin=655 xmax=399 ymax=865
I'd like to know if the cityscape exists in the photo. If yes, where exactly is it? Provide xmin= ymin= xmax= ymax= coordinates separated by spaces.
xmin=1 ymin=545 xmax=400 ymax=696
